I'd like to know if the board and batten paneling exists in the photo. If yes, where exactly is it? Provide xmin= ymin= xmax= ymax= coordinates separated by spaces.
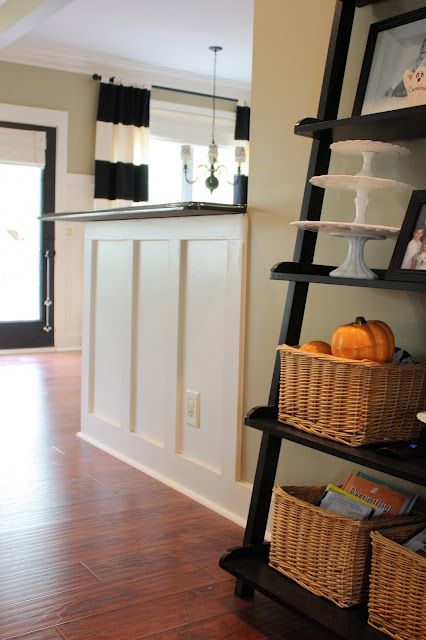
xmin=55 ymin=173 xmax=93 ymax=350
xmin=79 ymin=214 xmax=250 ymax=525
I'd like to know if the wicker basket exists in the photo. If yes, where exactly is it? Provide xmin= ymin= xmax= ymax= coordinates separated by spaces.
xmin=269 ymin=485 xmax=425 ymax=608
xmin=369 ymin=523 xmax=426 ymax=640
xmin=277 ymin=345 xmax=426 ymax=447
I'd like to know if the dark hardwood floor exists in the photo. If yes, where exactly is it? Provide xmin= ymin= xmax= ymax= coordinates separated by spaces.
xmin=0 ymin=352 xmax=333 ymax=639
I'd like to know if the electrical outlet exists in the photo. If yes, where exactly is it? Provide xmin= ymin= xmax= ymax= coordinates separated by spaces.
xmin=186 ymin=390 xmax=200 ymax=428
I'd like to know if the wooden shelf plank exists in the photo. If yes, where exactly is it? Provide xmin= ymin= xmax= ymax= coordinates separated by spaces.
xmin=294 ymin=106 xmax=426 ymax=143
xmin=245 ymin=406 xmax=426 ymax=486
xmin=270 ymin=262 xmax=426 ymax=292
xmin=356 ymin=0 xmax=387 ymax=6
xmin=219 ymin=545 xmax=389 ymax=640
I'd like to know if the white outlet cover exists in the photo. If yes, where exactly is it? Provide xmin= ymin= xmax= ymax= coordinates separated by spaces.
xmin=186 ymin=390 xmax=200 ymax=428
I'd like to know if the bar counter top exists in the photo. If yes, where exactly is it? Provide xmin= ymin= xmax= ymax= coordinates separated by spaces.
xmin=41 ymin=201 xmax=247 ymax=222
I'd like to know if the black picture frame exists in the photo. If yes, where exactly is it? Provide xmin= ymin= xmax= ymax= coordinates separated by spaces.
xmin=385 ymin=190 xmax=426 ymax=283
xmin=353 ymin=7 xmax=426 ymax=116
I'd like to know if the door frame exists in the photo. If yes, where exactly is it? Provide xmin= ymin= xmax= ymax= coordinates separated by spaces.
xmin=0 ymin=121 xmax=56 ymax=348
xmin=0 ymin=104 xmax=68 ymax=349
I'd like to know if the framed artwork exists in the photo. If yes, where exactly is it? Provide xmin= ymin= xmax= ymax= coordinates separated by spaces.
xmin=353 ymin=8 xmax=426 ymax=116
xmin=386 ymin=190 xmax=426 ymax=283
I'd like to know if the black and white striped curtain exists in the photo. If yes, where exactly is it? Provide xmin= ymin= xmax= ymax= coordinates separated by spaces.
xmin=94 ymin=82 xmax=150 ymax=208
xmin=233 ymin=105 xmax=250 ymax=206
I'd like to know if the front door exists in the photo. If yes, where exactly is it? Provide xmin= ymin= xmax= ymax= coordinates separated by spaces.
xmin=0 ymin=122 xmax=55 ymax=349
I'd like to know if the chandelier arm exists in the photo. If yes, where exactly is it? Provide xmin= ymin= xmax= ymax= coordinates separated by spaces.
xmin=214 ymin=163 xmax=243 ymax=186
xmin=226 ymin=174 xmax=242 ymax=187
xmin=183 ymin=163 xmax=211 ymax=185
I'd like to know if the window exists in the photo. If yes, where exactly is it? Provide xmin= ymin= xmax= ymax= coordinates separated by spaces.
xmin=0 ymin=163 xmax=43 ymax=321
xmin=149 ymin=94 xmax=237 ymax=205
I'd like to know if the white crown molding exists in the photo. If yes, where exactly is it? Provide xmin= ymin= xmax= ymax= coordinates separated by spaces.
xmin=0 ymin=45 xmax=251 ymax=102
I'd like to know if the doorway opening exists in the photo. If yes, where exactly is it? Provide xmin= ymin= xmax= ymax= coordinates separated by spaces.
xmin=0 ymin=122 xmax=55 ymax=349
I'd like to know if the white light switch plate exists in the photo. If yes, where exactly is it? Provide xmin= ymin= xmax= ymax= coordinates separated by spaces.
xmin=186 ymin=390 xmax=200 ymax=428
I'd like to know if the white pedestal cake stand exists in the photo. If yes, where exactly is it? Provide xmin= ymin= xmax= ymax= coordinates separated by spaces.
xmin=309 ymin=175 xmax=413 ymax=225
xmin=310 ymin=141 xmax=413 ymax=224
xmin=290 ymin=221 xmax=400 ymax=279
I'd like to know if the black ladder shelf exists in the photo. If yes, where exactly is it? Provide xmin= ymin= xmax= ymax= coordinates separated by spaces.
xmin=219 ymin=1 xmax=426 ymax=638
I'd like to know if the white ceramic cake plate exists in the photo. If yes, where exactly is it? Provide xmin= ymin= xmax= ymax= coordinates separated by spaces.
xmin=290 ymin=221 xmax=400 ymax=280
xmin=330 ymin=141 xmax=410 ymax=180
xmin=309 ymin=175 xmax=413 ymax=225
xmin=310 ymin=174 xmax=413 ymax=193
xmin=330 ymin=140 xmax=410 ymax=158
xmin=290 ymin=221 xmax=400 ymax=237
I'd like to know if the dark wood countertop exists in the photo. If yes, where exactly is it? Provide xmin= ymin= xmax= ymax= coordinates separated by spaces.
xmin=41 ymin=202 xmax=247 ymax=222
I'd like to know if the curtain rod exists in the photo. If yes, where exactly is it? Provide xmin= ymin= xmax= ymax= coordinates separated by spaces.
xmin=91 ymin=74 xmax=237 ymax=103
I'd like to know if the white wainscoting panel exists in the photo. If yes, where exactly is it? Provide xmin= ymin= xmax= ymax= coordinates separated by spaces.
xmin=55 ymin=173 xmax=93 ymax=349
xmin=80 ymin=214 xmax=250 ymax=524
xmin=91 ymin=240 xmax=134 ymax=427
xmin=132 ymin=240 xmax=173 ymax=447
xmin=177 ymin=240 xmax=228 ymax=473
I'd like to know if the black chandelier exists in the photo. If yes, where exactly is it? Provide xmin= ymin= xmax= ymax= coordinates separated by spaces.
xmin=181 ymin=45 xmax=246 ymax=194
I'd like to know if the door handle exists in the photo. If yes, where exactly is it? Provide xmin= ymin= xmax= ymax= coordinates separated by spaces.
xmin=43 ymin=248 xmax=53 ymax=333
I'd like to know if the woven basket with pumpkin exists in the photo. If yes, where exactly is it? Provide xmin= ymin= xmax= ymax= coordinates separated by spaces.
xmin=278 ymin=317 xmax=426 ymax=447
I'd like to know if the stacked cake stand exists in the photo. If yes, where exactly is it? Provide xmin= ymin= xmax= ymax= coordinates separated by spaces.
xmin=291 ymin=140 xmax=413 ymax=279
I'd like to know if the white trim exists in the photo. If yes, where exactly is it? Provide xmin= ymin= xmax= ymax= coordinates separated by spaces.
xmin=77 ymin=430 xmax=248 ymax=529
xmin=0 ymin=347 xmax=56 ymax=355
xmin=76 ymin=431 xmax=248 ymax=528
xmin=0 ymin=45 xmax=251 ymax=103
xmin=0 ymin=104 xmax=70 ymax=349
xmin=77 ymin=430 xmax=271 ymax=539
xmin=0 ymin=347 xmax=81 ymax=355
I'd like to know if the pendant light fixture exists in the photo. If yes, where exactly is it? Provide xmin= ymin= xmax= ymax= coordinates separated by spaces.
xmin=181 ymin=46 xmax=246 ymax=194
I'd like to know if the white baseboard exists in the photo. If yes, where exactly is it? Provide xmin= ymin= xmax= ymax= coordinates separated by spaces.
xmin=0 ymin=347 xmax=56 ymax=355
xmin=77 ymin=430 xmax=248 ymax=529
xmin=0 ymin=347 xmax=81 ymax=355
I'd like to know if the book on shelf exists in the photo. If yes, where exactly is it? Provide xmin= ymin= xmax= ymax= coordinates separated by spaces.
xmin=342 ymin=472 xmax=417 ymax=517
xmin=403 ymin=527 xmax=426 ymax=557
xmin=319 ymin=483 xmax=375 ymax=520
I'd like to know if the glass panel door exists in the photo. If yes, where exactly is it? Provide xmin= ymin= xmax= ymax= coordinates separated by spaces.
xmin=0 ymin=123 xmax=55 ymax=349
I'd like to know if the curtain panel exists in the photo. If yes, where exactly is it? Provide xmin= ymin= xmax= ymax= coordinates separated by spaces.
xmin=94 ymin=82 xmax=150 ymax=208
xmin=233 ymin=105 xmax=250 ymax=206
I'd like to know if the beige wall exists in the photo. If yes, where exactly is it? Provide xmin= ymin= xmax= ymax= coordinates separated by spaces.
xmin=0 ymin=62 xmax=97 ymax=174
xmin=0 ymin=63 xmax=237 ymax=176
xmin=244 ymin=0 xmax=426 ymax=497
xmin=0 ymin=0 xmax=48 ymax=32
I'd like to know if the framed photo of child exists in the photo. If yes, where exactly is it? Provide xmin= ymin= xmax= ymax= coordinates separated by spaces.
xmin=386 ymin=190 xmax=426 ymax=283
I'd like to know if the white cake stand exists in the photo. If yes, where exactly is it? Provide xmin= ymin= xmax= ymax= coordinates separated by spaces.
xmin=309 ymin=174 xmax=413 ymax=224
xmin=290 ymin=221 xmax=400 ymax=280
xmin=330 ymin=140 xmax=410 ymax=178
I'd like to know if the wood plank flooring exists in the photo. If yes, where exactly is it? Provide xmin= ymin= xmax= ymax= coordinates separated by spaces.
xmin=0 ymin=352 xmax=333 ymax=639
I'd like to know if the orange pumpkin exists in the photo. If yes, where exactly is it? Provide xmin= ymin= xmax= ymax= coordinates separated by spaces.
xmin=300 ymin=341 xmax=332 ymax=355
xmin=331 ymin=317 xmax=395 ymax=363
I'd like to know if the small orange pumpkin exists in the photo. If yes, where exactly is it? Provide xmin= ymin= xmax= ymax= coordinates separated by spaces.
xmin=331 ymin=317 xmax=395 ymax=363
xmin=300 ymin=341 xmax=332 ymax=355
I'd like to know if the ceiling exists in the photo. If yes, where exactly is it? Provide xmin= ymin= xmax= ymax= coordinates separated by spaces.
xmin=0 ymin=0 xmax=254 ymax=87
